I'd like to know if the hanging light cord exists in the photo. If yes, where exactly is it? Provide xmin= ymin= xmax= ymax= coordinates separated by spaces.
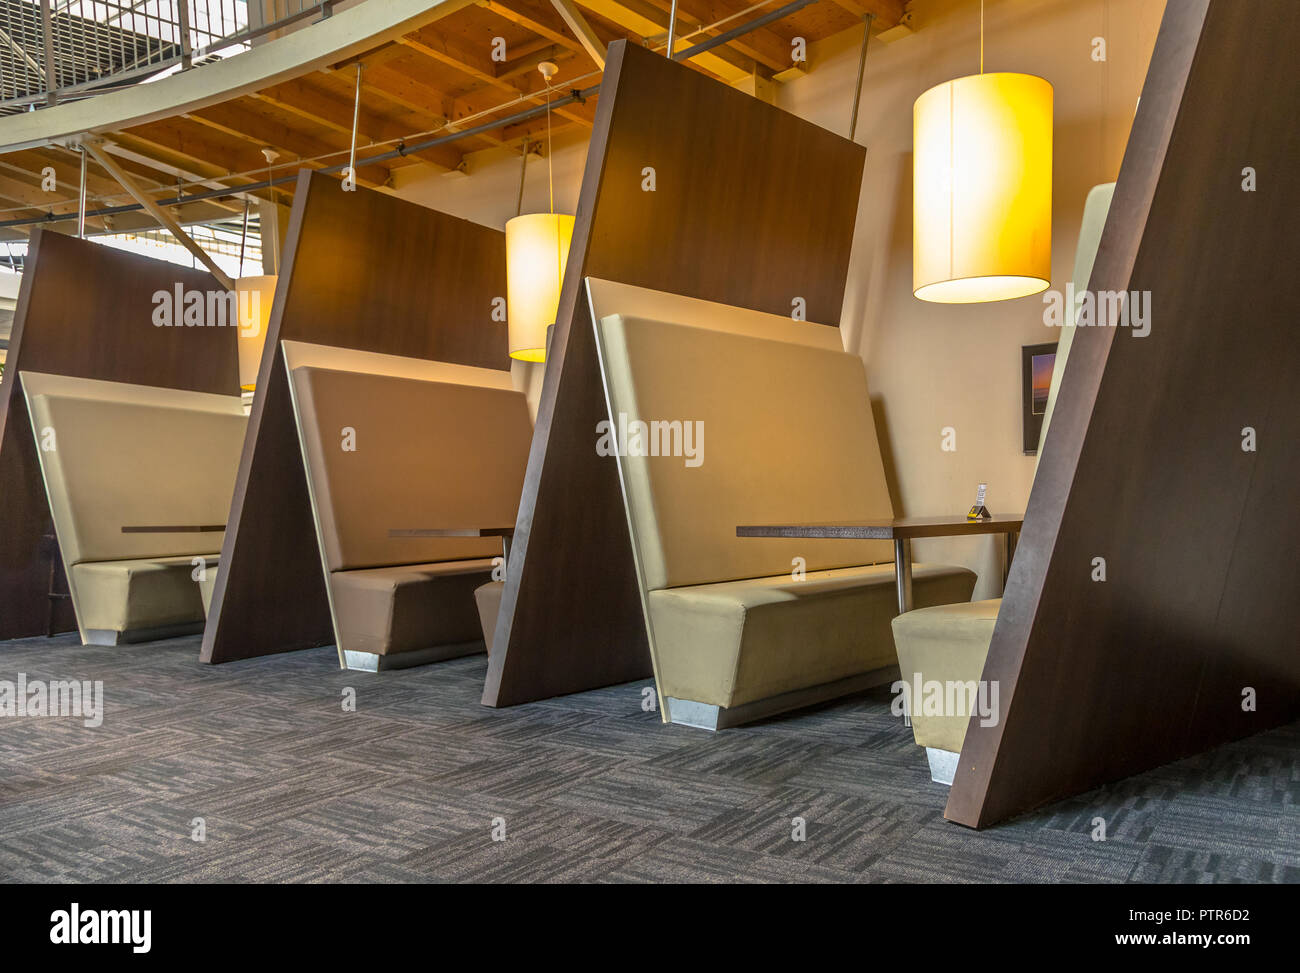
xmin=546 ymin=87 xmax=554 ymax=216
xmin=546 ymin=82 xmax=562 ymax=325
xmin=980 ymin=0 xmax=985 ymax=74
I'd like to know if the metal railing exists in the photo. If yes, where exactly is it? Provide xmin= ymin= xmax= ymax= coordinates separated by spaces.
xmin=0 ymin=0 xmax=340 ymax=112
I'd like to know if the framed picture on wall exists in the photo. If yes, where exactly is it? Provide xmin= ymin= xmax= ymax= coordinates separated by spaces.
xmin=1022 ymin=342 xmax=1058 ymax=454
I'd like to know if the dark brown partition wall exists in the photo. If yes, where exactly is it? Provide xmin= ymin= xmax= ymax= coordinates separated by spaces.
xmin=0 ymin=231 xmax=236 ymax=641
xmin=948 ymin=0 xmax=1300 ymax=828
xmin=201 ymin=171 xmax=508 ymax=663
xmin=483 ymin=40 xmax=866 ymax=706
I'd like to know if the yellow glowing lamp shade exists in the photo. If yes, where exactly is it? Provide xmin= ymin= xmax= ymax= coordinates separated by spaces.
xmin=913 ymin=72 xmax=1053 ymax=303
xmin=505 ymin=212 xmax=574 ymax=362
xmin=236 ymin=275 xmax=277 ymax=391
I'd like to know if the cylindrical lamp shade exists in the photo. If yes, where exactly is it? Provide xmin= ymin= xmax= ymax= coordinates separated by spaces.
xmin=236 ymin=275 xmax=277 ymax=391
xmin=505 ymin=212 xmax=574 ymax=362
xmin=913 ymin=72 xmax=1053 ymax=303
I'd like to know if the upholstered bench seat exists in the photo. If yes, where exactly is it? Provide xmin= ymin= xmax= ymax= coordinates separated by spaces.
xmin=21 ymin=372 xmax=246 ymax=646
xmin=285 ymin=345 xmax=532 ymax=672
xmin=589 ymin=280 xmax=982 ymax=728
xmin=890 ymin=598 xmax=1002 ymax=781
xmin=329 ymin=559 xmax=495 ymax=658
xmin=474 ymin=581 xmax=505 ymax=658
xmin=72 ymin=555 xmax=217 ymax=643
xmin=652 ymin=563 xmax=977 ymax=710
xmin=198 ymin=568 xmax=219 ymax=616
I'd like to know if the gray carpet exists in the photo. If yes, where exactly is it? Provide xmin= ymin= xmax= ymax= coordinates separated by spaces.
xmin=1 ymin=632 xmax=1297 ymax=883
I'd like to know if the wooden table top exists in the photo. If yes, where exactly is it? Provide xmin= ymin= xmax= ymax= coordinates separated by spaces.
xmin=388 ymin=527 xmax=515 ymax=538
xmin=122 ymin=525 xmax=225 ymax=533
xmin=736 ymin=514 xmax=1024 ymax=540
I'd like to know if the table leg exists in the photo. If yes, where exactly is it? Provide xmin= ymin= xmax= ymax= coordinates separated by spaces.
xmin=1002 ymin=530 xmax=1019 ymax=589
xmin=894 ymin=537 xmax=913 ymax=614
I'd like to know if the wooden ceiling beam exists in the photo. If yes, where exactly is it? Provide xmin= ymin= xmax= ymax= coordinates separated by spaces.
xmin=250 ymin=78 xmax=465 ymax=172
xmin=548 ymin=0 xmax=608 ymax=67
xmin=362 ymin=56 xmax=510 ymax=150
xmin=479 ymin=0 xmax=593 ymax=56
xmin=105 ymin=130 xmax=292 ymax=208
xmin=83 ymin=141 xmax=236 ymax=288
xmin=184 ymin=99 xmax=392 ymax=188
xmin=0 ymin=150 xmax=126 ymax=209
xmin=573 ymin=0 xmax=756 ymax=80
xmin=0 ymin=171 xmax=110 ymax=232
xmin=397 ymin=31 xmax=593 ymax=133
xmin=638 ymin=0 xmax=795 ymax=73
xmin=827 ymin=0 xmax=906 ymax=27
xmin=89 ymin=139 xmax=276 ymax=210
xmin=316 ymin=64 xmax=472 ymax=153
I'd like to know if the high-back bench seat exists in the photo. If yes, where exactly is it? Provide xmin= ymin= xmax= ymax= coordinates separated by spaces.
xmin=283 ymin=341 xmax=532 ymax=672
xmin=21 ymin=372 xmax=246 ymax=645
xmin=589 ymin=279 xmax=978 ymax=730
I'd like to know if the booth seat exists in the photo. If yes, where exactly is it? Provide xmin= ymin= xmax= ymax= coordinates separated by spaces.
xmin=283 ymin=341 xmax=531 ymax=671
xmin=589 ymin=279 xmax=976 ymax=729
xmin=21 ymin=372 xmax=245 ymax=645
xmin=198 ymin=570 xmax=219 ymax=615
xmin=474 ymin=580 xmax=505 ymax=659
xmin=890 ymin=183 xmax=1116 ymax=784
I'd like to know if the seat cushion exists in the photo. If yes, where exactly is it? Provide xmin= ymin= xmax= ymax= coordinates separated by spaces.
xmin=890 ymin=598 xmax=1002 ymax=753
xmin=71 ymin=555 xmax=216 ymax=635
xmin=474 ymin=581 xmax=505 ymax=657
xmin=648 ymin=562 xmax=977 ymax=708
xmin=198 ymin=567 xmax=219 ymax=617
xmin=329 ymin=560 xmax=494 ymax=656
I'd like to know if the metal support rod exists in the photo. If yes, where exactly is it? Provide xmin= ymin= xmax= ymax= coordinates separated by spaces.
xmin=238 ymin=196 xmax=250 ymax=271
xmin=348 ymin=63 xmax=362 ymax=187
xmin=667 ymin=0 xmax=679 ymax=57
xmin=83 ymin=142 xmax=235 ymax=289
xmin=849 ymin=13 xmax=874 ymax=141
xmin=515 ymin=140 xmax=529 ymax=217
xmin=77 ymin=147 xmax=88 ymax=239
xmin=894 ymin=538 xmax=913 ymax=615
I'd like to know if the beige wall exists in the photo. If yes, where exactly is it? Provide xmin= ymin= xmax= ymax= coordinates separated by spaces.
xmin=391 ymin=0 xmax=1165 ymax=596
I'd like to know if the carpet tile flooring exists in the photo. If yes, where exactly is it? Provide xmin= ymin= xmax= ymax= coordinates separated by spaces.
xmin=1 ymin=632 xmax=1297 ymax=883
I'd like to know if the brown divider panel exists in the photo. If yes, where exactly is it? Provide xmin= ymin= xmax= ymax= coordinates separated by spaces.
xmin=948 ymin=0 xmax=1300 ymax=828
xmin=201 ymin=170 xmax=507 ymax=663
xmin=0 ymin=230 xmax=236 ymax=641
xmin=483 ymin=40 xmax=866 ymax=706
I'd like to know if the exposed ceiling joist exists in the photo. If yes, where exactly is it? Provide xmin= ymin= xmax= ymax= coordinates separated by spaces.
xmin=84 ymin=141 xmax=236 ymax=288
xmin=549 ymin=0 xmax=609 ymax=68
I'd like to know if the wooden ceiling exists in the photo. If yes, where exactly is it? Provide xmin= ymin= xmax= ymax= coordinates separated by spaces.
xmin=0 ymin=0 xmax=906 ymax=240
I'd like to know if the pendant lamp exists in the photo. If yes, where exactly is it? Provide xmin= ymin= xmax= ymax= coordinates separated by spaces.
xmin=913 ymin=2 xmax=1052 ymax=303
xmin=505 ymin=62 xmax=575 ymax=362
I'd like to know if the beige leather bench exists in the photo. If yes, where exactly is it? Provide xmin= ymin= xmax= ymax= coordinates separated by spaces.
xmin=891 ymin=183 xmax=1116 ymax=784
xmin=283 ymin=341 xmax=531 ymax=671
xmin=589 ymin=279 xmax=977 ymax=729
xmin=21 ymin=372 xmax=246 ymax=645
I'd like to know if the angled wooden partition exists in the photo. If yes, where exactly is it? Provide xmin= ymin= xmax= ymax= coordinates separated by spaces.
xmin=201 ymin=171 xmax=507 ymax=663
xmin=0 ymin=231 xmax=235 ymax=642
xmin=483 ymin=40 xmax=866 ymax=706
xmin=948 ymin=0 xmax=1300 ymax=828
